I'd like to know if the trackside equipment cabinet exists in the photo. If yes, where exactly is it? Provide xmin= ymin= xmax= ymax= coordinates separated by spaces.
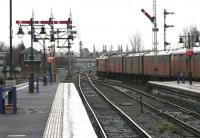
xmin=0 ymin=87 xmax=17 ymax=114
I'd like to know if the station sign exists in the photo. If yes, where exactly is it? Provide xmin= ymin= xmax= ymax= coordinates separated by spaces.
xmin=47 ymin=57 xmax=54 ymax=63
xmin=5 ymin=80 xmax=16 ymax=88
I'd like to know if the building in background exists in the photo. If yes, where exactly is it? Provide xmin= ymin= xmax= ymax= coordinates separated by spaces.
xmin=0 ymin=52 xmax=8 ymax=67
xmin=76 ymin=41 xmax=97 ymax=70
xmin=20 ymin=47 xmax=42 ymax=76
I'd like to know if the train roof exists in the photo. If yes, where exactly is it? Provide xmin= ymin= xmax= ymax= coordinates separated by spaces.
xmin=171 ymin=48 xmax=186 ymax=54
xmin=97 ymin=47 xmax=200 ymax=59
xmin=109 ymin=53 xmax=127 ymax=58
xmin=171 ymin=47 xmax=200 ymax=54
xmin=97 ymin=52 xmax=120 ymax=59
xmin=193 ymin=47 xmax=200 ymax=53
xmin=144 ymin=50 xmax=171 ymax=56
xmin=96 ymin=53 xmax=109 ymax=59
xmin=96 ymin=56 xmax=108 ymax=59
xmin=125 ymin=53 xmax=145 ymax=57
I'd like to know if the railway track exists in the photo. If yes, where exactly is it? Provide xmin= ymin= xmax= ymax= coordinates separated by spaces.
xmin=94 ymin=79 xmax=200 ymax=137
xmin=78 ymin=74 xmax=151 ymax=138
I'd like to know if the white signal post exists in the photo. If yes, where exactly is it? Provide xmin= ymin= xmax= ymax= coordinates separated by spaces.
xmin=153 ymin=0 xmax=159 ymax=79
xmin=16 ymin=18 xmax=69 ymax=86
xmin=141 ymin=0 xmax=159 ymax=80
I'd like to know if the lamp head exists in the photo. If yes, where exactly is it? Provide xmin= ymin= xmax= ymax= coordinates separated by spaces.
xmin=50 ymin=34 xmax=55 ymax=45
xmin=179 ymin=37 xmax=184 ymax=43
xmin=33 ymin=35 xmax=38 ymax=42
xmin=17 ymin=26 xmax=25 ymax=39
xmin=40 ymin=26 xmax=46 ymax=39
xmin=195 ymin=37 xmax=199 ymax=46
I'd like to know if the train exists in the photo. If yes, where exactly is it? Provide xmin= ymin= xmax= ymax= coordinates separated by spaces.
xmin=96 ymin=47 xmax=200 ymax=81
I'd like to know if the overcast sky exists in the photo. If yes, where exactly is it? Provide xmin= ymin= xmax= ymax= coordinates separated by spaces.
xmin=0 ymin=0 xmax=200 ymax=53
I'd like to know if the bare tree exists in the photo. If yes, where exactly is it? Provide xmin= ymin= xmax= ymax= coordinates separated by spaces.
xmin=181 ymin=25 xmax=200 ymax=48
xmin=129 ymin=32 xmax=143 ymax=52
xmin=0 ymin=41 xmax=8 ymax=52
xmin=13 ymin=42 xmax=26 ymax=66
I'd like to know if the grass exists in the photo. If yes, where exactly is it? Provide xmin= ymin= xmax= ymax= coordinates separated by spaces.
xmin=155 ymin=120 xmax=176 ymax=133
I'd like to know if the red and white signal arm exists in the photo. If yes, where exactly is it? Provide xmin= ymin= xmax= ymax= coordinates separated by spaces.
xmin=47 ymin=57 xmax=54 ymax=63
xmin=186 ymin=49 xmax=193 ymax=56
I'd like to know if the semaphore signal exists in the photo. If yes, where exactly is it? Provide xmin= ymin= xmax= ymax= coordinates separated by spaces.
xmin=16 ymin=20 xmax=68 ymax=25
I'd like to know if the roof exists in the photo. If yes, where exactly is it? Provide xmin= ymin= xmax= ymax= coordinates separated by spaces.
xmin=97 ymin=52 xmax=117 ymax=59
xmin=144 ymin=50 xmax=171 ymax=56
xmin=20 ymin=47 xmax=40 ymax=54
xmin=125 ymin=53 xmax=145 ymax=57
xmin=110 ymin=53 xmax=127 ymax=58
xmin=171 ymin=47 xmax=200 ymax=54
xmin=97 ymin=47 xmax=200 ymax=59
xmin=171 ymin=48 xmax=187 ymax=55
xmin=0 ymin=52 xmax=8 ymax=56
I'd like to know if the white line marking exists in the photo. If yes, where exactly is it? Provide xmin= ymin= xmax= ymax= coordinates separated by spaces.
xmin=7 ymin=135 xmax=26 ymax=137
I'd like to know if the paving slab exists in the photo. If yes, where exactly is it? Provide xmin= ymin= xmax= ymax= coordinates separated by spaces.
xmin=0 ymin=83 xmax=58 ymax=138
xmin=149 ymin=81 xmax=200 ymax=98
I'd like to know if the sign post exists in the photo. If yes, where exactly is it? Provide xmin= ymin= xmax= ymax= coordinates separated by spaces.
xmin=5 ymin=80 xmax=16 ymax=88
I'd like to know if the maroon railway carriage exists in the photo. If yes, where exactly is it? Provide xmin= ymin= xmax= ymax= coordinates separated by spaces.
xmin=96 ymin=54 xmax=109 ymax=77
xmin=97 ymin=47 xmax=200 ymax=81
xmin=107 ymin=53 xmax=126 ymax=79
xmin=193 ymin=47 xmax=200 ymax=79
xmin=171 ymin=48 xmax=187 ymax=79
xmin=107 ymin=54 xmax=115 ymax=74
xmin=143 ymin=51 xmax=171 ymax=79
xmin=171 ymin=47 xmax=200 ymax=80
xmin=123 ymin=53 xmax=133 ymax=75
xmin=123 ymin=53 xmax=145 ymax=80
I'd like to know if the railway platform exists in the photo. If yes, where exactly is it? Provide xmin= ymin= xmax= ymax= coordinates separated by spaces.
xmin=43 ymin=83 xmax=97 ymax=138
xmin=0 ymin=82 xmax=97 ymax=138
xmin=0 ymin=82 xmax=58 ymax=138
xmin=148 ymin=81 xmax=200 ymax=98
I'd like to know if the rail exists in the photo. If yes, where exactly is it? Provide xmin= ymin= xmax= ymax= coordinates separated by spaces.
xmin=78 ymin=74 xmax=107 ymax=138
xmin=97 ymin=80 xmax=200 ymax=137
xmin=85 ymin=74 xmax=152 ymax=138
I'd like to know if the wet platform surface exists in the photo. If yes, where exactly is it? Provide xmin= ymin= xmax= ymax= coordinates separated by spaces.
xmin=149 ymin=81 xmax=200 ymax=95
xmin=0 ymin=82 xmax=58 ymax=138
xmin=43 ymin=83 xmax=97 ymax=138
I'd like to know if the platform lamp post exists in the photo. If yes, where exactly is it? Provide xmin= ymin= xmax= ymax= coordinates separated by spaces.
xmin=49 ymin=27 xmax=55 ymax=83
xmin=34 ymin=25 xmax=56 ymax=85
xmin=7 ymin=0 xmax=15 ymax=105
xmin=17 ymin=18 xmax=35 ymax=93
xmin=66 ymin=15 xmax=76 ymax=78
xmin=179 ymin=33 xmax=199 ymax=85
xmin=39 ymin=26 xmax=47 ymax=86
xmin=9 ymin=0 xmax=13 ymax=79
xmin=34 ymin=30 xmax=48 ymax=86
